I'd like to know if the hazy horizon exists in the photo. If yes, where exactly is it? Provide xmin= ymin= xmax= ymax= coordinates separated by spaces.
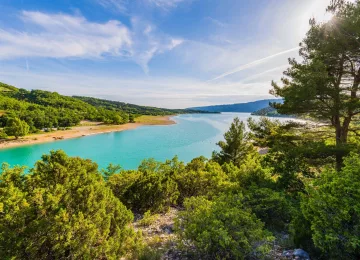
xmin=0 ymin=0 xmax=336 ymax=108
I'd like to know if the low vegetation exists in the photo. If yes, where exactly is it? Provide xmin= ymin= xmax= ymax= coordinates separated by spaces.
xmin=1 ymin=1 xmax=360 ymax=259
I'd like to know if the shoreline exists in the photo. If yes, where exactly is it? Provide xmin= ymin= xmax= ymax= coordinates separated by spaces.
xmin=0 ymin=115 xmax=176 ymax=150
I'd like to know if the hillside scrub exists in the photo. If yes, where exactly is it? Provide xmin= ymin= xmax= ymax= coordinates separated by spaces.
xmin=0 ymin=151 xmax=139 ymax=259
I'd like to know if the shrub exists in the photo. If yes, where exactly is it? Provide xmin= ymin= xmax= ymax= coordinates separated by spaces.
xmin=243 ymin=186 xmax=293 ymax=231
xmin=108 ymin=158 xmax=180 ymax=213
xmin=301 ymin=153 xmax=360 ymax=259
xmin=138 ymin=210 xmax=159 ymax=227
xmin=174 ymin=157 xmax=231 ymax=204
xmin=175 ymin=194 xmax=274 ymax=259
xmin=222 ymin=153 xmax=273 ymax=188
xmin=0 ymin=129 xmax=7 ymax=139
xmin=0 ymin=151 xmax=136 ymax=259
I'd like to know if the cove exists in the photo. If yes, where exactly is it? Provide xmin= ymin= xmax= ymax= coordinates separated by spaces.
xmin=0 ymin=113 xmax=292 ymax=170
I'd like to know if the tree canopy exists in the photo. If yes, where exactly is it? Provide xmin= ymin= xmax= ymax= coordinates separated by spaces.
xmin=4 ymin=117 xmax=29 ymax=139
xmin=271 ymin=0 xmax=360 ymax=169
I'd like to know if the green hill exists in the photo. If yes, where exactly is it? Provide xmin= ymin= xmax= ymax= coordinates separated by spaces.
xmin=0 ymin=82 xmax=206 ymax=134
xmin=73 ymin=96 xmax=203 ymax=116
xmin=189 ymin=99 xmax=282 ymax=113
xmin=0 ymin=82 xmax=18 ymax=92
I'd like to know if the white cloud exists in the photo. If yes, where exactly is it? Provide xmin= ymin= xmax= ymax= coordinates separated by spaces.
xmin=0 ymin=11 xmax=132 ymax=59
xmin=129 ymin=17 xmax=183 ymax=73
xmin=0 ymin=11 xmax=182 ymax=73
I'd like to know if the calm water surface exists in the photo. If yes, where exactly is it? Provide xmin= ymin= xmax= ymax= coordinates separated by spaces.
xmin=0 ymin=113 xmax=293 ymax=170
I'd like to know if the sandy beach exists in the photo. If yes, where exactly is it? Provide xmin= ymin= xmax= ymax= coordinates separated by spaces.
xmin=0 ymin=115 xmax=176 ymax=150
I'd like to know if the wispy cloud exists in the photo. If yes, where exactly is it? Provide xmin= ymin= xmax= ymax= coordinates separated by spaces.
xmin=240 ymin=65 xmax=288 ymax=83
xmin=0 ymin=11 xmax=132 ymax=59
xmin=0 ymin=11 xmax=182 ymax=73
xmin=205 ymin=16 xmax=227 ymax=27
xmin=147 ymin=0 xmax=191 ymax=11
xmin=130 ymin=17 xmax=183 ymax=73
xmin=96 ymin=0 xmax=128 ymax=13
xmin=208 ymin=47 xmax=300 ymax=82
xmin=95 ymin=0 xmax=191 ymax=13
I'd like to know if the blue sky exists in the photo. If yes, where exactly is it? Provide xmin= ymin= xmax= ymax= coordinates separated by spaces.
xmin=0 ymin=0 xmax=334 ymax=108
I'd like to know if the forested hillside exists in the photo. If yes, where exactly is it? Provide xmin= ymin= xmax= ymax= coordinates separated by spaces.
xmin=0 ymin=82 xmax=203 ymax=137
xmin=74 ymin=96 xmax=206 ymax=116
xmin=189 ymin=99 xmax=282 ymax=112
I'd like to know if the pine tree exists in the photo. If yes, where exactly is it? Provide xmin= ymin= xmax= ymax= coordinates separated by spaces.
xmin=271 ymin=0 xmax=360 ymax=169
xmin=213 ymin=117 xmax=254 ymax=166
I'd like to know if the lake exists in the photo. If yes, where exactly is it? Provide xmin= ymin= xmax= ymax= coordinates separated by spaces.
xmin=0 ymin=113 xmax=293 ymax=170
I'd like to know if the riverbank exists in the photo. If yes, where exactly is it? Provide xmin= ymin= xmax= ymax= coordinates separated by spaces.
xmin=0 ymin=115 xmax=176 ymax=150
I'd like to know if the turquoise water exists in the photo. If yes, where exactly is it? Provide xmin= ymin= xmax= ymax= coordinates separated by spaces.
xmin=0 ymin=113 xmax=292 ymax=170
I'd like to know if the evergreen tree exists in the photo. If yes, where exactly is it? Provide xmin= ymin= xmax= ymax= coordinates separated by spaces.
xmin=271 ymin=0 xmax=360 ymax=169
xmin=213 ymin=117 xmax=254 ymax=166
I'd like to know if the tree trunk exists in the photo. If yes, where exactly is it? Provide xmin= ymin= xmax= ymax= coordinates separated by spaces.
xmin=335 ymin=117 xmax=351 ymax=171
xmin=335 ymin=125 xmax=343 ymax=171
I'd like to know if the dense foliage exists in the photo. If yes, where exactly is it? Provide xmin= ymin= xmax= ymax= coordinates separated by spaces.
xmin=0 ymin=151 xmax=136 ymax=259
xmin=0 ymin=84 xmax=206 ymax=137
xmin=176 ymin=195 xmax=274 ymax=259
xmin=0 ymin=87 xmax=130 ymax=132
xmin=74 ymin=96 xmax=203 ymax=116
xmin=108 ymin=158 xmax=180 ymax=214
xmin=301 ymin=153 xmax=360 ymax=259
xmin=173 ymin=156 xmax=231 ymax=204
xmin=4 ymin=117 xmax=29 ymax=139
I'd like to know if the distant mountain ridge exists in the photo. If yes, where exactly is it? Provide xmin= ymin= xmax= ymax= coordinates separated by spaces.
xmin=188 ymin=99 xmax=282 ymax=113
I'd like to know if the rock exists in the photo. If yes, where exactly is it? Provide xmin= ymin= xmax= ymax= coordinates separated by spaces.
xmin=293 ymin=249 xmax=310 ymax=260
xmin=161 ymin=224 xmax=174 ymax=234
xmin=282 ymin=249 xmax=310 ymax=259
xmin=282 ymin=250 xmax=294 ymax=258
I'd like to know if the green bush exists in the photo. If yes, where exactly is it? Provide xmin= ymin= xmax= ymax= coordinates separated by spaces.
xmin=0 ymin=150 xmax=137 ymax=259
xmin=301 ymin=153 xmax=360 ymax=259
xmin=175 ymin=194 xmax=274 ymax=259
xmin=138 ymin=210 xmax=159 ymax=227
xmin=108 ymin=158 xmax=180 ymax=213
xmin=174 ymin=157 xmax=231 ymax=204
xmin=243 ymin=186 xmax=293 ymax=231
xmin=0 ymin=129 xmax=7 ymax=139
xmin=222 ymin=153 xmax=273 ymax=188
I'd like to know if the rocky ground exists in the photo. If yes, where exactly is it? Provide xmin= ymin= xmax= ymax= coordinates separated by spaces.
xmin=133 ymin=207 xmax=193 ymax=260
xmin=133 ymin=207 xmax=310 ymax=260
